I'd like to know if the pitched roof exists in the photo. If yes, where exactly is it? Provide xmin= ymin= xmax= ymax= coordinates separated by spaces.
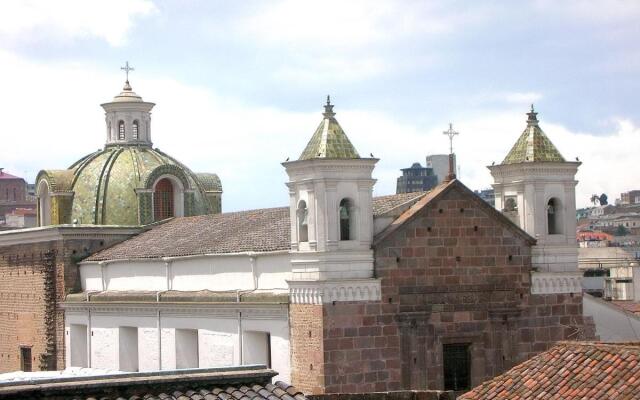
xmin=372 ymin=191 xmax=427 ymax=216
xmin=86 ymin=192 xmax=427 ymax=261
xmin=0 ymin=170 xmax=23 ymax=180
xmin=459 ymin=341 xmax=640 ymax=400
xmin=0 ymin=366 xmax=307 ymax=400
xmin=86 ymin=207 xmax=291 ymax=261
xmin=299 ymin=98 xmax=360 ymax=160
xmin=502 ymin=107 xmax=565 ymax=164
xmin=611 ymin=301 xmax=640 ymax=316
xmin=374 ymin=179 xmax=535 ymax=246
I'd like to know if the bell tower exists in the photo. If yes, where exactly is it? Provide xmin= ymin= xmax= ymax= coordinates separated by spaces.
xmin=489 ymin=106 xmax=581 ymax=276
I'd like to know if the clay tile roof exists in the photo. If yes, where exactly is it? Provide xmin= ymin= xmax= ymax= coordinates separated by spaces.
xmin=611 ymin=301 xmax=640 ymax=316
xmin=86 ymin=193 xmax=426 ymax=261
xmin=86 ymin=207 xmax=291 ymax=261
xmin=372 ymin=191 xmax=427 ymax=216
xmin=0 ymin=366 xmax=303 ymax=400
xmin=459 ymin=341 xmax=640 ymax=400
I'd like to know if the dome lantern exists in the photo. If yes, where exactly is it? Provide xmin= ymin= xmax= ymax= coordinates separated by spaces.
xmin=101 ymin=62 xmax=155 ymax=147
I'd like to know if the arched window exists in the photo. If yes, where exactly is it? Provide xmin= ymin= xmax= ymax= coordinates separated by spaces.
xmin=547 ymin=198 xmax=561 ymax=234
xmin=339 ymin=198 xmax=353 ymax=241
xmin=132 ymin=120 xmax=139 ymax=140
xmin=118 ymin=120 xmax=125 ymax=140
xmin=297 ymin=200 xmax=308 ymax=242
xmin=153 ymin=178 xmax=174 ymax=221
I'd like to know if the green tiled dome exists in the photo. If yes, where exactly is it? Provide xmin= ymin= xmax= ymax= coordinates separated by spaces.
xmin=39 ymin=146 xmax=221 ymax=226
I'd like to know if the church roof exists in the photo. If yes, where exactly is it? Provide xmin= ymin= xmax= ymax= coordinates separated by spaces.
xmin=299 ymin=97 xmax=360 ymax=160
xmin=459 ymin=342 xmax=640 ymax=400
xmin=0 ymin=170 xmax=23 ymax=180
xmin=85 ymin=192 xmax=428 ymax=261
xmin=502 ymin=106 xmax=565 ymax=164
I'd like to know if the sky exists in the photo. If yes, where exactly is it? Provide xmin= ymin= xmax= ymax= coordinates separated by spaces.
xmin=0 ymin=0 xmax=639 ymax=211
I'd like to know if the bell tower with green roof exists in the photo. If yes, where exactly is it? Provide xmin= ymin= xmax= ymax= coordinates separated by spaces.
xmin=489 ymin=106 xmax=581 ymax=278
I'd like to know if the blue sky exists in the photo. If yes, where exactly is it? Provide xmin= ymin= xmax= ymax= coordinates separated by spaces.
xmin=1 ymin=0 xmax=639 ymax=210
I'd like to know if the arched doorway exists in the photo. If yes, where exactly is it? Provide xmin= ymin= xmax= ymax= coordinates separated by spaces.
xmin=153 ymin=178 xmax=175 ymax=221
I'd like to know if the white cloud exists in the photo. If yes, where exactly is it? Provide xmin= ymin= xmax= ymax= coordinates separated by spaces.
xmin=0 ymin=0 xmax=157 ymax=46
xmin=228 ymin=0 xmax=490 ymax=83
xmin=0 ymin=50 xmax=636 ymax=212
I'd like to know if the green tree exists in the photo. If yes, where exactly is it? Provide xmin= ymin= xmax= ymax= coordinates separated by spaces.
xmin=615 ymin=224 xmax=629 ymax=236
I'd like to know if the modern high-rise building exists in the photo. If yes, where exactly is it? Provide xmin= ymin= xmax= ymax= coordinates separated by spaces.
xmin=426 ymin=154 xmax=456 ymax=184
xmin=396 ymin=162 xmax=438 ymax=193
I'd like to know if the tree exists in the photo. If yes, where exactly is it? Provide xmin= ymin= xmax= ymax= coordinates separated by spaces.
xmin=615 ymin=224 xmax=629 ymax=236
xmin=590 ymin=194 xmax=600 ymax=206
xmin=599 ymin=193 xmax=608 ymax=205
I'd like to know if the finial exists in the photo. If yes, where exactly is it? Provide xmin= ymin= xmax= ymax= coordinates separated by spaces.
xmin=323 ymin=94 xmax=336 ymax=118
xmin=442 ymin=123 xmax=459 ymax=182
xmin=527 ymin=104 xmax=539 ymax=126
xmin=120 ymin=61 xmax=135 ymax=87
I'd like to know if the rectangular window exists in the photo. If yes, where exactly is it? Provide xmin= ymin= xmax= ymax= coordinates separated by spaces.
xmin=242 ymin=331 xmax=271 ymax=368
xmin=20 ymin=347 xmax=32 ymax=372
xmin=118 ymin=327 xmax=139 ymax=372
xmin=70 ymin=324 xmax=88 ymax=367
xmin=175 ymin=329 xmax=199 ymax=369
xmin=443 ymin=343 xmax=471 ymax=391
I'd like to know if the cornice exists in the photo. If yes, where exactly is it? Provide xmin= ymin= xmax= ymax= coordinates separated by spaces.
xmin=288 ymin=279 xmax=381 ymax=304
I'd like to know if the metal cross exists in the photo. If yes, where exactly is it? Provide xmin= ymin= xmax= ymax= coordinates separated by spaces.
xmin=121 ymin=61 xmax=134 ymax=82
xmin=443 ymin=123 xmax=459 ymax=154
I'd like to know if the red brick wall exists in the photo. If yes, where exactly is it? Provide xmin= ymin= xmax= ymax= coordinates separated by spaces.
xmin=0 ymin=234 xmax=135 ymax=373
xmin=292 ymin=184 xmax=595 ymax=393
xmin=290 ymin=304 xmax=325 ymax=394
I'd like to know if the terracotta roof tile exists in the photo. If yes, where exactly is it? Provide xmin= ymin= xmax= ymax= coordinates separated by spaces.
xmin=86 ymin=193 xmax=426 ymax=261
xmin=459 ymin=341 xmax=640 ymax=400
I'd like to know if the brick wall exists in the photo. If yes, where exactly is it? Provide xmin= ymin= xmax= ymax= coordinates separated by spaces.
xmin=0 ymin=233 xmax=135 ymax=373
xmin=293 ymin=183 xmax=595 ymax=394
xmin=290 ymin=304 xmax=325 ymax=394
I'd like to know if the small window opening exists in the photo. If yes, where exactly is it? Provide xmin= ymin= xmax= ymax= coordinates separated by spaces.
xmin=297 ymin=200 xmax=309 ymax=242
xmin=339 ymin=198 xmax=353 ymax=241
xmin=443 ymin=343 xmax=471 ymax=391
xmin=118 ymin=120 xmax=125 ymax=140
xmin=132 ymin=120 xmax=139 ymax=140
xmin=20 ymin=346 xmax=32 ymax=372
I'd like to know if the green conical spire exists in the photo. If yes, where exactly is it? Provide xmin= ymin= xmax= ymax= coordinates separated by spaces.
xmin=299 ymin=96 xmax=360 ymax=160
xmin=502 ymin=105 xmax=565 ymax=164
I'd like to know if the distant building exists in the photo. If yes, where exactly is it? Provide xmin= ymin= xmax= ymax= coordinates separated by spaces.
xmin=4 ymin=208 xmax=37 ymax=228
xmin=474 ymin=188 xmax=495 ymax=207
xmin=396 ymin=162 xmax=437 ymax=193
xmin=620 ymin=190 xmax=640 ymax=205
xmin=0 ymin=169 xmax=35 ymax=218
xmin=426 ymin=154 xmax=456 ymax=184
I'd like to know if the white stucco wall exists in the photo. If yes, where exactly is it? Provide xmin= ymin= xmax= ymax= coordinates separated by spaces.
xmin=583 ymin=294 xmax=640 ymax=342
xmin=64 ymin=308 xmax=290 ymax=381
xmin=80 ymin=253 xmax=291 ymax=292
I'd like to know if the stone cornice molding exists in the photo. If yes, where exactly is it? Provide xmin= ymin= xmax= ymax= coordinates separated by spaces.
xmin=288 ymin=279 xmax=381 ymax=304
xmin=0 ymin=225 xmax=141 ymax=246
xmin=62 ymin=302 xmax=288 ymax=320
xmin=530 ymin=271 xmax=582 ymax=294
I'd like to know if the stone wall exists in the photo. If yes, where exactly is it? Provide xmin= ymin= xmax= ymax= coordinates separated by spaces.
xmin=0 ymin=232 xmax=135 ymax=373
xmin=296 ymin=184 xmax=595 ymax=393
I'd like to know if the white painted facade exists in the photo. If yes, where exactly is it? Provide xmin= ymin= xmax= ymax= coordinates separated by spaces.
xmin=64 ymin=302 xmax=291 ymax=381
